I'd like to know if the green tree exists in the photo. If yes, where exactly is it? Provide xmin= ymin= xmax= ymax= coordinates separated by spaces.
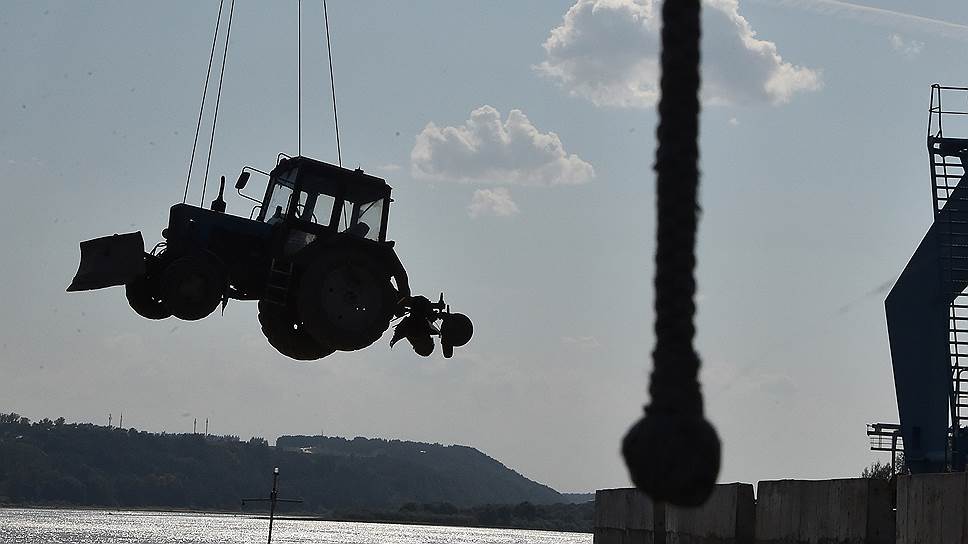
xmin=861 ymin=455 xmax=905 ymax=480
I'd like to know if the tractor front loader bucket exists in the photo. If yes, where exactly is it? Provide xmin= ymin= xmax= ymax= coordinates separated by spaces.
xmin=67 ymin=232 xmax=146 ymax=292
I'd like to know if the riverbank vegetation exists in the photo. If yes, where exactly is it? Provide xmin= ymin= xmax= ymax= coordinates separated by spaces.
xmin=0 ymin=413 xmax=592 ymax=532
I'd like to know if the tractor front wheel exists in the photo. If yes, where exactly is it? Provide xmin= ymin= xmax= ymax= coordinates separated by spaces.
xmin=259 ymin=301 xmax=335 ymax=361
xmin=161 ymin=255 xmax=225 ymax=321
xmin=125 ymin=274 xmax=171 ymax=320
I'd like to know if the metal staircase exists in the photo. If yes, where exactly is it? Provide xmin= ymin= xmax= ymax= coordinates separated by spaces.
xmin=928 ymin=85 xmax=968 ymax=456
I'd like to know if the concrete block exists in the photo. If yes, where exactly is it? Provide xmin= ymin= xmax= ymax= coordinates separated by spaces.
xmin=896 ymin=472 xmax=968 ymax=543
xmin=594 ymin=528 xmax=627 ymax=544
xmin=594 ymin=488 xmax=662 ymax=544
xmin=755 ymin=478 xmax=893 ymax=544
xmin=597 ymin=489 xmax=632 ymax=530
xmin=628 ymin=489 xmax=659 ymax=531
xmin=666 ymin=483 xmax=754 ymax=544
xmin=595 ymin=484 xmax=757 ymax=544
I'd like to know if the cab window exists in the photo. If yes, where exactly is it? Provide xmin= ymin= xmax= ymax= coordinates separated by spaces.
xmin=356 ymin=198 xmax=385 ymax=241
xmin=263 ymin=168 xmax=298 ymax=222
xmin=265 ymin=183 xmax=293 ymax=222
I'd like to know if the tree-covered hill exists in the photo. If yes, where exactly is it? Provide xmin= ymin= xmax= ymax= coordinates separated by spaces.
xmin=276 ymin=434 xmax=564 ymax=506
xmin=0 ymin=413 xmax=579 ymax=515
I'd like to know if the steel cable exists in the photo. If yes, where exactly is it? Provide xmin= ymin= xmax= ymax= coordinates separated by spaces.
xmin=200 ymin=0 xmax=237 ymax=207
xmin=323 ymin=0 xmax=342 ymax=167
xmin=182 ymin=0 xmax=225 ymax=204
xmin=298 ymin=0 xmax=302 ymax=157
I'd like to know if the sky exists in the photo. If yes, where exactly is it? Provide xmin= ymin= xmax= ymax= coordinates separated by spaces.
xmin=3 ymin=0 xmax=968 ymax=494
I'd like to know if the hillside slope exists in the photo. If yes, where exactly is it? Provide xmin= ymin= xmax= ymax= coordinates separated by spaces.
xmin=277 ymin=434 xmax=562 ymax=507
xmin=0 ymin=414 xmax=568 ymax=511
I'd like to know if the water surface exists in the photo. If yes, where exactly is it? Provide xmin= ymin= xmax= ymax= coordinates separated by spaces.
xmin=0 ymin=507 xmax=591 ymax=544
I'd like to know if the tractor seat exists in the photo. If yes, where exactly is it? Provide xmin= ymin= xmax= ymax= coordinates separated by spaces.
xmin=345 ymin=222 xmax=370 ymax=238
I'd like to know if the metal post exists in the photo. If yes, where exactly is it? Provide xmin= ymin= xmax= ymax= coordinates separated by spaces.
xmin=891 ymin=434 xmax=898 ymax=475
xmin=267 ymin=467 xmax=278 ymax=544
xmin=241 ymin=466 xmax=300 ymax=544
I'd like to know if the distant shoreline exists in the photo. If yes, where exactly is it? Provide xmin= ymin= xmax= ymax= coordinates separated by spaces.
xmin=0 ymin=416 xmax=592 ymax=533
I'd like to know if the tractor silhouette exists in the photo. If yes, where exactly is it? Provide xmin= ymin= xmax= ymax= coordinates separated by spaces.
xmin=68 ymin=155 xmax=472 ymax=360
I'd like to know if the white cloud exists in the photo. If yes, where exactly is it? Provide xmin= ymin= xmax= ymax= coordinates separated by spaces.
xmin=468 ymin=188 xmax=520 ymax=219
xmin=889 ymin=33 xmax=924 ymax=58
xmin=535 ymin=0 xmax=821 ymax=107
xmin=411 ymin=105 xmax=595 ymax=186
xmin=561 ymin=335 xmax=601 ymax=350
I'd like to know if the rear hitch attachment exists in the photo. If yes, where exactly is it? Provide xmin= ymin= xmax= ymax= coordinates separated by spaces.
xmin=390 ymin=294 xmax=473 ymax=358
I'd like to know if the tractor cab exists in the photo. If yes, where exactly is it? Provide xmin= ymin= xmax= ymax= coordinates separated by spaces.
xmin=246 ymin=156 xmax=390 ymax=245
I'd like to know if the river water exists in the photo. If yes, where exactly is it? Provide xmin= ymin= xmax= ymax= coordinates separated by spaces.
xmin=0 ymin=507 xmax=591 ymax=544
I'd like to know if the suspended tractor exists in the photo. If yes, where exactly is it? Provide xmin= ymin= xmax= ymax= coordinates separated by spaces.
xmin=68 ymin=155 xmax=472 ymax=360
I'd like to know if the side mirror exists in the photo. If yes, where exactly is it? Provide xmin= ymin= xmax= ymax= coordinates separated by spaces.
xmin=235 ymin=171 xmax=251 ymax=190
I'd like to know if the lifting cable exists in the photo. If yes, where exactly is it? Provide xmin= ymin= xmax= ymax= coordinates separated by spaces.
xmin=185 ymin=0 xmax=340 ymax=207
xmin=298 ymin=0 xmax=302 ymax=157
xmin=322 ymin=0 xmax=342 ymax=167
xmin=182 ymin=0 xmax=226 ymax=204
xmin=621 ymin=0 xmax=721 ymax=507
xmin=200 ymin=0 xmax=237 ymax=207
xmin=321 ymin=0 xmax=348 ymax=230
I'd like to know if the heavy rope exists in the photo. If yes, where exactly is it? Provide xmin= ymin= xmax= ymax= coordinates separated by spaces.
xmin=200 ymin=0 xmax=237 ymax=207
xmin=621 ymin=0 xmax=721 ymax=507
xmin=182 ymin=0 xmax=225 ymax=204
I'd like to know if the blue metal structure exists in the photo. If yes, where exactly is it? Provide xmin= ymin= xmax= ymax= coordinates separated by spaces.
xmin=886 ymin=85 xmax=968 ymax=473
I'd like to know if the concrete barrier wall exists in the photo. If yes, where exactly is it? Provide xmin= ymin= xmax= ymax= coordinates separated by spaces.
xmin=755 ymin=478 xmax=893 ymax=544
xmin=598 ymin=479 xmax=894 ymax=544
xmin=594 ymin=488 xmax=663 ymax=544
xmin=666 ymin=483 xmax=754 ymax=544
xmin=595 ymin=485 xmax=754 ymax=544
xmin=896 ymin=472 xmax=968 ymax=543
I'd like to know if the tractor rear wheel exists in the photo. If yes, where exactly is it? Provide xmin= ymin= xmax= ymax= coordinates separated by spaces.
xmin=258 ymin=301 xmax=335 ymax=361
xmin=297 ymin=248 xmax=396 ymax=351
xmin=125 ymin=274 xmax=171 ymax=320
xmin=161 ymin=254 xmax=225 ymax=321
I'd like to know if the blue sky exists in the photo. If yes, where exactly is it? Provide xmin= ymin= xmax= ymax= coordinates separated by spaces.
xmin=3 ymin=0 xmax=968 ymax=493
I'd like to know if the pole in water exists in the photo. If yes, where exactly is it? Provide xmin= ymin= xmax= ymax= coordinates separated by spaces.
xmin=267 ymin=467 xmax=278 ymax=544
xmin=241 ymin=467 xmax=302 ymax=544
